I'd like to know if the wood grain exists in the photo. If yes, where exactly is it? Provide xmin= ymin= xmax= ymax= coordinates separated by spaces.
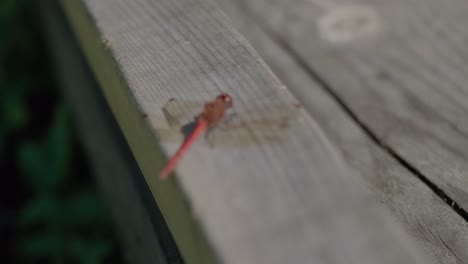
xmin=59 ymin=0 xmax=428 ymax=263
xmin=235 ymin=0 xmax=468 ymax=213
xmin=216 ymin=1 xmax=468 ymax=263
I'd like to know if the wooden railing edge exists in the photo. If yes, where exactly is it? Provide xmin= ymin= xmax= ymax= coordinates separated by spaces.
xmin=58 ymin=0 xmax=217 ymax=263
xmin=54 ymin=0 xmax=430 ymax=263
xmin=39 ymin=1 xmax=184 ymax=263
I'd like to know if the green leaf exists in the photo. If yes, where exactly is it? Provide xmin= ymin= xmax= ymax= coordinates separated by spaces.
xmin=1 ymin=78 xmax=30 ymax=133
xmin=21 ymin=233 xmax=63 ymax=259
xmin=69 ymin=238 xmax=112 ymax=264
xmin=3 ymin=95 xmax=28 ymax=131
xmin=18 ymin=141 xmax=47 ymax=192
xmin=20 ymin=196 xmax=60 ymax=227
xmin=62 ymin=190 xmax=107 ymax=227
xmin=18 ymin=105 xmax=71 ymax=193
xmin=44 ymin=104 xmax=71 ymax=186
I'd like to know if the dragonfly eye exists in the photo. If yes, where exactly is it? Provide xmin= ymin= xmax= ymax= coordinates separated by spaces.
xmin=217 ymin=93 xmax=233 ymax=108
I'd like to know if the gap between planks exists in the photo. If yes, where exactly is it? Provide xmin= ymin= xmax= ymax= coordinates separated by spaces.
xmin=59 ymin=0 xmax=431 ymax=263
xmin=229 ymin=0 xmax=468 ymax=224
xmin=215 ymin=0 xmax=468 ymax=262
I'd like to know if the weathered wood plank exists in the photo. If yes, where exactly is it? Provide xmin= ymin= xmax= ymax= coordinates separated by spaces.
xmin=236 ymin=0 xmax=468 ymax=213
xmin=216 ymin=1 xmax=468 ymax=263
xmin=58 ymin=0 xmax=428 ymax=263
xmin=39 ymin=1 xmax=182 ymax=263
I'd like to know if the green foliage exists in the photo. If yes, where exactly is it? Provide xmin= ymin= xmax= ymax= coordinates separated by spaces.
xmin=20 ymin=195 xmax=61 ymax=228
xmin=0 ymin=0 xmax=122 ymax=263
xmin=21 ymin=232 xmax=63 ymax=260
xmin=17 ymin=106 xmax=116 ymax=264
xmin=0 ymin=70 xmax=28 ymax=159
xmin=70 ymin=238 xmax=112 ymax=264
xmin=1 ymin=84 xmax=28 ymax=130
xmin=64 ymin=190 xmax=109 ymax=228
xmin=18 ymin=105 xmax=69 ymax=193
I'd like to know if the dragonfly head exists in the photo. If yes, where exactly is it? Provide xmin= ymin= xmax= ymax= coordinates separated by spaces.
xmin=217 ymin=93 xmax=233 ymax=108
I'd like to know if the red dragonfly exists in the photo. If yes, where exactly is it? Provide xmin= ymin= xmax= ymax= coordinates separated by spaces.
xmin=156 ymin=92 xmax=301 ymax=180
xmin=159 ymin=93 xmax=233 ymax=179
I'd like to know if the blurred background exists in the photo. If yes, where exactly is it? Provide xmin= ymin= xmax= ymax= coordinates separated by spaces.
xmin=0 ymin=0 xmax=124 ymax=263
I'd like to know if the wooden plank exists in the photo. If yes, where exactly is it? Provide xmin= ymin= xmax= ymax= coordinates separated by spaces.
xmin=216 ymin=1 xmax=468 ymax=263
xmin=38 ymin=1 xmax=182 ymax=263
xmin=58 ymin=0 xmax=429 ymax=263
xmin=235 ymin=0 xmax=468 ymax=213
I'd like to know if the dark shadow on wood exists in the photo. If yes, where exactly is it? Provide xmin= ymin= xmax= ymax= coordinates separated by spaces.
xmin=40 ymin=1 xmax=183 ymax=263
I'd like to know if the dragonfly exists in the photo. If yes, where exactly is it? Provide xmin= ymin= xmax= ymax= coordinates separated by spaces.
xmin=155 ymin=92 xmax=302 ymax=180
xmin=159 ymin=93 xmax=233 ymax=179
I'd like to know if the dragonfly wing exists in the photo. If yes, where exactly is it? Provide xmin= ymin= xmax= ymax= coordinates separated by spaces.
xmin=162 ymin=99 xmax=203 ymax=128
xmin=207 ymin=101 xmax=303 ymax=146
xmin=220 ymin=101 xmax=302 ymax=130
xmin=159 ymin=97 xmax=303 ymax=147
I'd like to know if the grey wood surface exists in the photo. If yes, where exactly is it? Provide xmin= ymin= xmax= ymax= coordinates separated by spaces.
xmin=39 ymin=1 xmax=182 ymax=263
xmin=235 ymin=0 xmax=468 ymax=215
xmin=58 ymin=0 xmax=429 ymax=263
xmin=216 ymin=1 xmax=468 ymax=263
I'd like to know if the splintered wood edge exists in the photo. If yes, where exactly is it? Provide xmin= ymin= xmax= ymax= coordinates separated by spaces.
xmin=58 ymin=0 xmax=216 ymax=263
